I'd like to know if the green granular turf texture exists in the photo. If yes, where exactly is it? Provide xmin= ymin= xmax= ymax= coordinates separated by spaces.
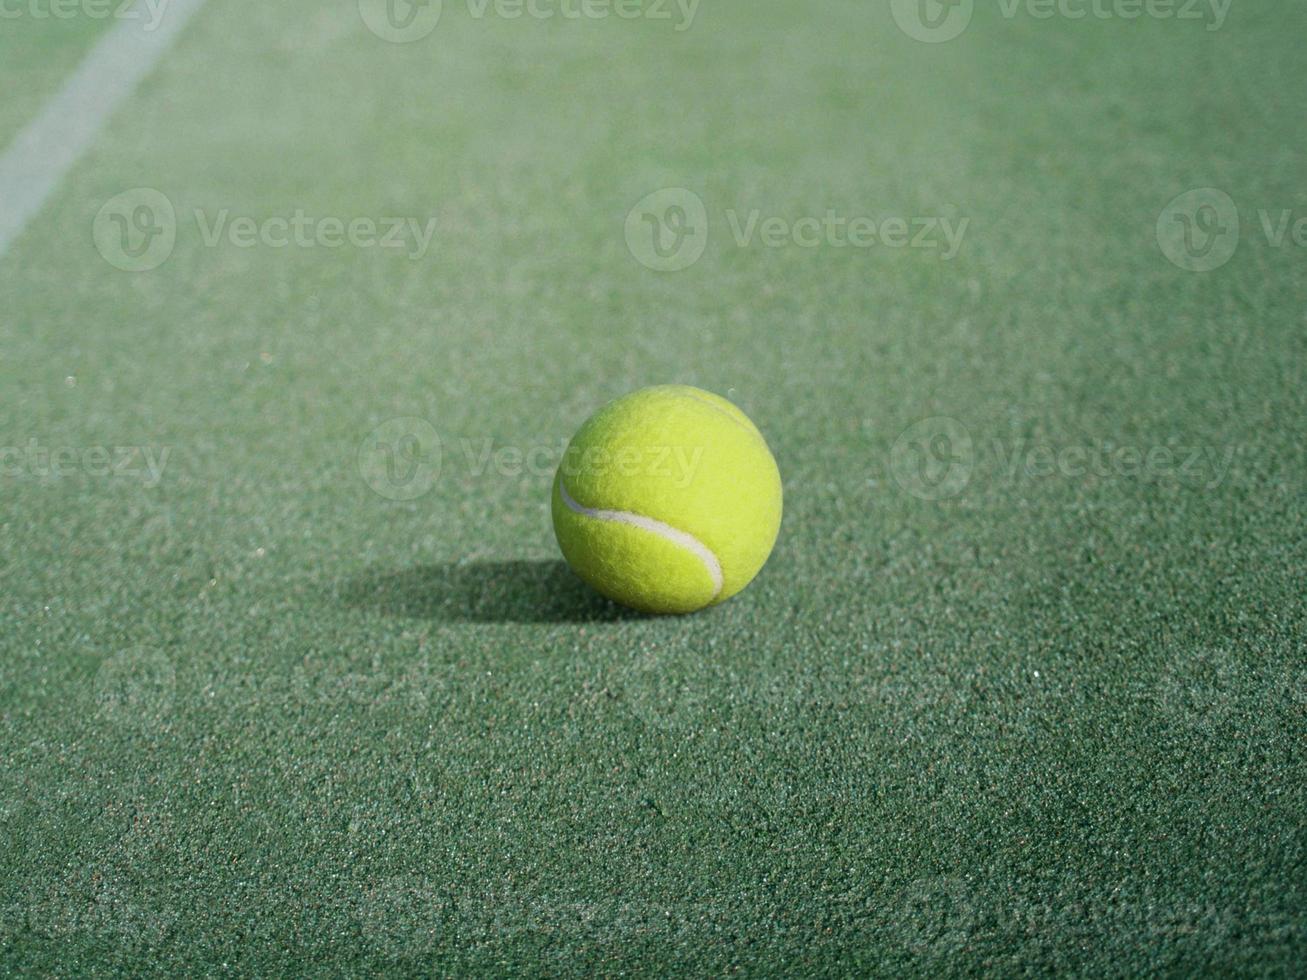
xmin=0 ymin=15 xmax=111 ymax=150
xmin=1 ymin=1 xmax=1304 ymax=975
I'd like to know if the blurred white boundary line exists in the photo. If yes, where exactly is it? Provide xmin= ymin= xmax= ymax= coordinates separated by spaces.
xmin=0 ymin=0 xmax=209 ymax=259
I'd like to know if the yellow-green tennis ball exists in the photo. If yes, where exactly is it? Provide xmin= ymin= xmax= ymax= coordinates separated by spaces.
xmin=552 ymin=385 xmax=783 ymax=614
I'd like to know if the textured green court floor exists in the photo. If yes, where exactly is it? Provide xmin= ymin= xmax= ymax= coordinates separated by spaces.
xmin=1 ymin=0 xmax=1303 ymax=974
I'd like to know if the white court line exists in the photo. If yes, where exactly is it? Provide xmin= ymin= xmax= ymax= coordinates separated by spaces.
xmin=0 ymin=0 xmax=210 ymax=259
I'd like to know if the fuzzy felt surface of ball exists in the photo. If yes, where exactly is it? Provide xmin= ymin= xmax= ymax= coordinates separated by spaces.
xmin=552 ymin=385 xmax=783 ymax=614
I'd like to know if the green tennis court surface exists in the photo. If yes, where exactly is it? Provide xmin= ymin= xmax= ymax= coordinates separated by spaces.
xmin=1 ymin=0 xmax=1303 ymax=974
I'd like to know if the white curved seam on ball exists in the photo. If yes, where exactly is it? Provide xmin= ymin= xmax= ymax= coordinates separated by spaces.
xmin=673 ymin=390 xmax=775 ymax=458
xmin=558 ymin=480 xmax=724 ymax=599
xmin=676 ymin=390 xmax=759 ymax=437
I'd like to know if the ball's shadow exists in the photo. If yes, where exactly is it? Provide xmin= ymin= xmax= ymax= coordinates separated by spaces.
xmin=340 ymin=559 xmax=640 ymax=624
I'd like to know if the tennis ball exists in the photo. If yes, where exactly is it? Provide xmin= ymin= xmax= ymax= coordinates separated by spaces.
xmin=552 ymin=385 xmax=783 ymax=614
